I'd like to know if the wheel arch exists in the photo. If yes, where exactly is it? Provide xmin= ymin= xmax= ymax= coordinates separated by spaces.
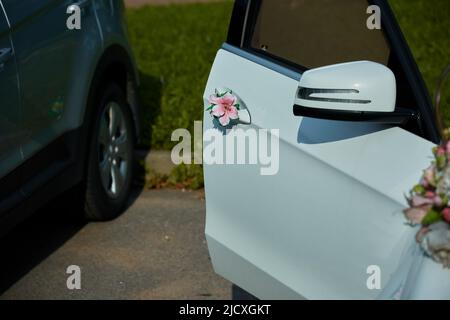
xmin=84 ymin=44 xmax=141 ymax=143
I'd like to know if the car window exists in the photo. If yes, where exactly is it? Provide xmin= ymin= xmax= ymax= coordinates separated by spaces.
xmin=248 ymin=0 xmax=391 ymax=69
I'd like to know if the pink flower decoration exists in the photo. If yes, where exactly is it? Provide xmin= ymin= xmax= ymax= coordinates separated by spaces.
xmin=411 ymin=195 xmax=433 ymax=207
xmin=420 ymin=178 xmax=429 ymax=188
xmin=425 ymin=191 xmax=435 ymax=199
xmin=443 ymin=208 xmax=450 ymax=223
xmin=404 ymin=205 xmax=431 ymax=225
xmin=434 ymin=195 xmax=443 ymax=206
xmin=208 ymin=91 xmax=239 ymax=126
xmin=437 ymin=147 xmax=446 ymax=156
xmin=416 ymin=226 xmax=430 ymax=243
xmin=423 ymin=165 xmax=435 ymax=185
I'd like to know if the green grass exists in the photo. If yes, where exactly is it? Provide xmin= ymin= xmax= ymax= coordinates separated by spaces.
xmin=127 ymin=0 xmax=449 ymax=151
xmin=126 ymin=1 xmax=233 ymax=150
xmin=389 ymin=0 xmax=450 ymax=126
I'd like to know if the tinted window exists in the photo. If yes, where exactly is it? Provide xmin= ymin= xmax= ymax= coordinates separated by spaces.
xmin=249 ymin=0 xmax=390 ymax=69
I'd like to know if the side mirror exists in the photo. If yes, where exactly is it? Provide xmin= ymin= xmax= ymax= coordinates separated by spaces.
xmin=293 ymin=61 xmax=416 ymax=125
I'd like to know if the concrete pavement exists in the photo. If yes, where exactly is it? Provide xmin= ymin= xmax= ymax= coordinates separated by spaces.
xmin=0 ymin=189 xmax=230 ymax=300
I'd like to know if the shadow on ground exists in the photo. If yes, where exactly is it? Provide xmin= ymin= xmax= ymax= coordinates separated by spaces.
xmin=0 ymin=186 xmax=142 ymax=295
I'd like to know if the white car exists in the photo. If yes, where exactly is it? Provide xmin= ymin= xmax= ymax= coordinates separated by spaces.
xmin=202 ymin=0 xmax=450 ymax=299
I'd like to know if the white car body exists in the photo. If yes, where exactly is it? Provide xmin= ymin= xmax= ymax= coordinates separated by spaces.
xmin=202 ymin=0 xmax=450 ymax=300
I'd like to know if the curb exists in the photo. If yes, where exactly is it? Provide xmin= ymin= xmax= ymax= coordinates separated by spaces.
xmin=136 ymin=149 xmax=175 ymax=176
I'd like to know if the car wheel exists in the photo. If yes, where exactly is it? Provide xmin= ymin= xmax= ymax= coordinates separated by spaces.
xmin=84 ymin=82 xmax=135 ymax=221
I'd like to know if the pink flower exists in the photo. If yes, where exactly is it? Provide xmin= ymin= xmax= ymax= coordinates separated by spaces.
xmin=446 ymin=141 xmax=450 ymax=155
xmin=423 ymin=166 xmax=435 ymax=185
xmin=404 ymin=205 xmax=431 ymax=225
xmin=425 ymin=191 xmax=435 ymax=199
xmin=442 ymin=208 xmax=450 ymax=223
xmin=410 ymin=195 xmax=433 ymax=207
xmin=416 ymin=226 xmax=430 ymax=243
xmin=209 ymin=92 xmax=239 ymax=126
xmin=437 ymin=147 xmax=445 ymax=156
xmin=420 ymin=178 xmax=429 ymax=188
xmin=434 ymin=195 xmax=443 ymax=206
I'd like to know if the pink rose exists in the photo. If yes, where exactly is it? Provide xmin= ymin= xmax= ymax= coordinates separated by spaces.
xmin=404 ymin=205 xmax=431 ymax=225
xmin=420 ymin=178 xmax=429 ymax=188
xmin=434 ymin=195 xmax=443 ymax=206
xmin=410 ymin=195 xmax=433 ymax=207
xmin=437 ymin=147 xmax=445 ymax=156
xmin=442 ymin=208 xmax=450 ymax=223
xmin=209 ymin=92 xmax=239 ymax=126
xmin=423 ymin=166 xmax=435 ymax=185
xmin=425 ymin=191 xmax=435 ymax=199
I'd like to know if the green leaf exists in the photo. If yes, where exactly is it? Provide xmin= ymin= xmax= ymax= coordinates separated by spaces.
xmin=437 ymin=155 xmax=447 ymax=169
xmin=234 ymin=103 xmax=240 ymax=110
xmin=442 ymin=195 xmax=449 ymax=207
xmin=413 ymin=184 xmax=426 ymax=195
xmin=206 ymin=104 xmax=215 ymax=111
xmin=422 ymin=209 xmax=442 ymax=226
xmin=432 ymin=146 xmax=438 ymax=156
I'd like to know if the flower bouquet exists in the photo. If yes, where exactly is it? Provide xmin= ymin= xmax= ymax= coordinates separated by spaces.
xmin=404 ymin=129 xmax=450 ymax=268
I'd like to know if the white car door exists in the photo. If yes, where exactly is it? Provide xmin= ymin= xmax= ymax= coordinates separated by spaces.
xmin=203 ymin=0 xmax=443 ymax=299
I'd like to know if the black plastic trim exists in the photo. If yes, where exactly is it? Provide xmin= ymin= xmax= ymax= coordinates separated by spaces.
xmin=370 ymin=0 xmax=440 ymax=143
xmin=226 ymin=0 xmax=249 ymax=47
xmin=298 ymin=87 xmax=371 ymax=104
xmin=222 ymin=43 xmax=301 ymax=81
xmin=293 ymin=104 xmax=417 ymax=125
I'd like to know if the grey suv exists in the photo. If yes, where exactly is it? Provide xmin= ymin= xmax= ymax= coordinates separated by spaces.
xmin=0 ymin=0 xmax=140 ymax=235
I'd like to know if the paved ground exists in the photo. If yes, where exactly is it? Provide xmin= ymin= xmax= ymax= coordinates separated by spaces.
xmin=0 ymin=188 xmax=230 ymax=300
xmin=125 ymin=0 xmax=225 ymax=7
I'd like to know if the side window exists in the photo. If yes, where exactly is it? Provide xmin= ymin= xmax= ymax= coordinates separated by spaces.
xmin=247 ymin=0 xmax=390 ymax=69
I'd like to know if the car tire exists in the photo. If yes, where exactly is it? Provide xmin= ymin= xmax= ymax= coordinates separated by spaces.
xmin=83 ymin=82 xmax=135 ymax=221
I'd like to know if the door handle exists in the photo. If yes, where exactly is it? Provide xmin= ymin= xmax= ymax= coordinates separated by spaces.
xmin=0 ymin=48 xmax=13 ymax=71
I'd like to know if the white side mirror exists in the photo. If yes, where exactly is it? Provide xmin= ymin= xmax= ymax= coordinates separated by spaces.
xmin=293 ymin=61 xmax=414 ymax=124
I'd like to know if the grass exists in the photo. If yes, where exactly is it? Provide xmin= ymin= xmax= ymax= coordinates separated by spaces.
xmin=126 ymin=1 xmax=233 ymax=150
xmin=389 ymin=0 xmax=450 ymax=126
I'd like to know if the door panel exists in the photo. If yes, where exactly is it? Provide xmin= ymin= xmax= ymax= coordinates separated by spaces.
xmin=2 ymin=0 xmax=93 ymax=161
xmin=203 ymin=48 xmax=436 ymax=299
xmin=0 ymin=5 xmax=22 ymax=181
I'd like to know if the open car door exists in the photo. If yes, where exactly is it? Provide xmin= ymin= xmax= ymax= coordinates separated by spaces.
xmin=203 ymin=0 xmax=448 ymax=299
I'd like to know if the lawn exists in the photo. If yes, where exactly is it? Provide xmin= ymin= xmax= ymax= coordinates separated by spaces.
xmin=389 ymin=0 xmax=450 ymax=125
xmin=126 ymin=1 xmax=233 ymax=150
xmin=126 ymin=0 xmax=449 ymax=152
